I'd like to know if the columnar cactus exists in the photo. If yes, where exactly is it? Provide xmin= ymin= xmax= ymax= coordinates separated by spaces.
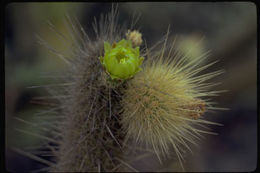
xmin=16 ymin=5 xmax=225 ymax=172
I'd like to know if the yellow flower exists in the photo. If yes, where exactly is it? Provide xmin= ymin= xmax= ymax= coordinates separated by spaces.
xmin=100 ymin=39 xmax=144 ymax=80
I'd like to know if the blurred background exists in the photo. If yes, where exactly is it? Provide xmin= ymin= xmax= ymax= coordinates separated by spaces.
xmin=5 ymin=2 xmax=257 ymax=172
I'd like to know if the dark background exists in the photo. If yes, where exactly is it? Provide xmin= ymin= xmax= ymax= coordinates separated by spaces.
xmin=5 ymin=2 xmax=257 ymax=172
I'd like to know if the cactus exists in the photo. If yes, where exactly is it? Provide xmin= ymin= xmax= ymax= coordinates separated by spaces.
xmin=121 ymin=33 xmax=224 ymax=169
xmin=14 ymin=4 xmax=225 ymax=172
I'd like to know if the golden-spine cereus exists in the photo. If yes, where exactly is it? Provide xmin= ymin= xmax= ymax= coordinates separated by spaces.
xmin=121 ymin=35 xmax=225 ymax=169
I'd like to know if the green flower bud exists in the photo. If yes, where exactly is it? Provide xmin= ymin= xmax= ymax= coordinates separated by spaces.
xmin=100 ymin=39 xmax=144 ymax=80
